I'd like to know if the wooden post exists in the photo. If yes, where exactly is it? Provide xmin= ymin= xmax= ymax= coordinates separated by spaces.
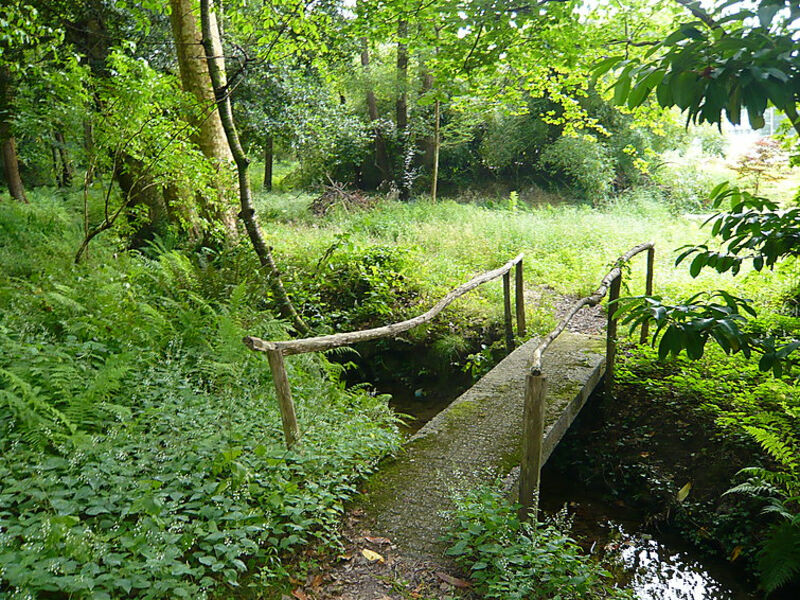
xmin=515 ymin=260 xmax=526 ymax=338
xmin=605 ymin=274 xmax=622 ymax=397
xmin=503 ymin=271 xmax=514 ymax=352
xmin=266 ymin=348 xmax=300 ymax=448
xmin=519 ymin=371 xmax=547 ymax=521
xmin=640 ymin=246 xmax=655 ymax=345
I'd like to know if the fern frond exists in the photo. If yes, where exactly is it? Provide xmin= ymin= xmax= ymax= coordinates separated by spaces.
xmin=759 ymin=522 xmax=800 ymax=593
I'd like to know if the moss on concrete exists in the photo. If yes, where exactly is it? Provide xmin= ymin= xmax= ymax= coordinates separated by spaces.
xmin=359 ymin=332 xmax=605 ymax=558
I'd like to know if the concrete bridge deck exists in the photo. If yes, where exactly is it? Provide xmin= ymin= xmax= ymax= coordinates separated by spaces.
xmin=359 ymin=331 xmax=606 ymax=557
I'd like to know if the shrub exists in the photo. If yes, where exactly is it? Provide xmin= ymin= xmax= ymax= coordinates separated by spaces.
xmin=0 ymin=199 xmax=402 ymax=599
xmin=538 ymin=135 xmax=616 ymax=202
xmin=444 ymin=485 xmax=632 ymax=600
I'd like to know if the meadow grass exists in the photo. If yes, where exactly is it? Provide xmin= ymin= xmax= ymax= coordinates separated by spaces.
xmin=256 ymin=189 xmax=796 ymax=336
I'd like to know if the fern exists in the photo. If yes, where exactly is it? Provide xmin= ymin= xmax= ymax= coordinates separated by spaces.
xmin=758 ymin=521 xmax=800 ymax=593
xmin=0 ymin=369 xmax=75 ymax=449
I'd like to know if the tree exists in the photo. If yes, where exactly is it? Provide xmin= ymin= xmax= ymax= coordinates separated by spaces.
xmin=168 ymin=0 xmax=238 ymax=236
xmin=198 ymin=0 xmax=309 ymax=334
xmin=0 ymin=2 xmax=61 ymax=202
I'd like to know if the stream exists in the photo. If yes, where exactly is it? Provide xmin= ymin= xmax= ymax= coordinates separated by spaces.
xmin=387 ymin=382 xmax=760 ymax=600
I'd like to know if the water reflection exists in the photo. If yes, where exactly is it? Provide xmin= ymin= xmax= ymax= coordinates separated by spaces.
xmin=604 ymin=524 xmax=751 ymax=600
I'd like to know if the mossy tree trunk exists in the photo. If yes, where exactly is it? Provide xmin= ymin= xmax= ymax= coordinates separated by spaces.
xmin=0 ymin=66 xmax=27 ymax=203
xmin=169 ymin=0 xmax=237 ymax=237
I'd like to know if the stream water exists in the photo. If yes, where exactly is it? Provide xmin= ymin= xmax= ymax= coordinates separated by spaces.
xmin=387 ymin=383 xmax=760 ymax=600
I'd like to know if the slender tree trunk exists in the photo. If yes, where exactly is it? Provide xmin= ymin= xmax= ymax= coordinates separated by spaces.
xmin=396 ymin=18 xmax=410 ymax=200
xmin=263 ymin=135 xmax=273 ymax=191
xmin=361 ymin=38 xmax=392 ymax=185
xmin=419 ymin=71 xmax=435 ymax=169
xmin=54 ymin=131 xmax=73 ymax=187
xmin=432 ymin=98 xmax=440 ymax=202
xmin=199 ymin=0 xmax=309 ymax=335
xmin=169 ymin=0 xmax=237 ymax=236
xmin=396 ymin=19 xmax=409 ymax=132
xmin=0 ymin=66 xmax=26 ymax=203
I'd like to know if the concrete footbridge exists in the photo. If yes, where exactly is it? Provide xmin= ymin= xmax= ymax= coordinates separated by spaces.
xmin=244 ymin=242 xmax=655 ymax=558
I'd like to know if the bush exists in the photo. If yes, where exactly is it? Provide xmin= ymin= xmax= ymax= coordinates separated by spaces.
xmin=444 ymin=485 xmax=632 ymax=600
xmin=652 ymin=148 xmax=728 ymax=213
xmin=538 ymin=135 xmax=616 ymax=202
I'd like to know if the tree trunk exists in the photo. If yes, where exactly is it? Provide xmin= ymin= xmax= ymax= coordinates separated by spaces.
xmin=432 ymin=98 xmax=440 ymax=202
xmin=54 ymin=131 xmax=73 ymax=187
xmin=0 ymin=66 xmax=26 ymax=203
xmin=360 ymin=38 xmax=393 ymax=186
xmin=396 ymin=19 xmax=409 ymax=133
xmin=169 ymin=0 xmax=237 ymax=236
xmin=396 ymin=18 xmax=410 ymax=200
xmin=199 ymin=0 xmax=309 ymax=335
xmin=116 ymin=155 xmax=171 ymax=247
xmin=263 ymin=135 xmax=273 ymax=191
xmin=419 ymin=71 xmax=435 ymax=170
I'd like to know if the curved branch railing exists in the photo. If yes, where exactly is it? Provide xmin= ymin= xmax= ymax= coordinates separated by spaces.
xmin=519 ymin=241 xmax=655 ymax=520
xmin=244 ymin=254 xmax=526 ymax=447
xmin=243 ymin=242 xmax=656 ymax=524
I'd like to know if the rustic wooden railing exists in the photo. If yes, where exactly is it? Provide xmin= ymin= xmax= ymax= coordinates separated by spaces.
xmin=244 ymin=253 xmax=527 ymax=448
xmin=518 ymin=241 xmax=655 ymax=521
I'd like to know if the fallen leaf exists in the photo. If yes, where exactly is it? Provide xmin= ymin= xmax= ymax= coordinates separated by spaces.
xmin=436 ymin=571 xmax=471 ymax=588
xmin=730 ymin=545 xmax=743 ymax=561
xmin=291 ymin=589 xmax=308 ymax=600
xmin=364 ymin=535 xmax=391 ymax=545
xmin=676 ymin=482 xmax=692 ymax=502
xmin=361 ymin=548 xmax=385 ymax=563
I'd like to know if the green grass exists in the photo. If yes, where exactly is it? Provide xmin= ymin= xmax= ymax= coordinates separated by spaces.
xmin=256 ymin=189 xmax=795 ymax=337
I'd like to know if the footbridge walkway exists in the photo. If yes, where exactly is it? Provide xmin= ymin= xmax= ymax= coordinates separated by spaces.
xmin=244 ymin=242 xmax=655 ymax=558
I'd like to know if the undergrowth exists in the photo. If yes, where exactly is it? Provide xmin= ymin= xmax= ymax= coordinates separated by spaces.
xmin=618 ymin=342 xmax=800 ymax=594
xmin=444 ymin=485 xmax=632 ymax=600
xmin=0 ymin=194 xmax=401 ymax=599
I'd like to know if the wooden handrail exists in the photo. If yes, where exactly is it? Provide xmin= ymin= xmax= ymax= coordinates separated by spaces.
xmin=244 ymin=253 xmax=524 ymax=357
xmin=519 ymin=241 xmax=655 ymax=522
xmin=244 ymin=252 xmax=526 ymax=448
xmin=529 ymin=241 xmax=654 ymax=373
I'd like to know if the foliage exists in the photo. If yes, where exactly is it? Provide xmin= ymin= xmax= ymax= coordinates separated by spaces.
xmin=651 ymin=146 xmax=727 ymax=213
xmin=0 ymin=197 xmax=401 ymax=599
xmin=734 ymin=138 xmax=788 ymax=193
xmin=617 ymin=343 xmax=800 ymax=592
xmin=601 ymin=0 xmax=800 ymax=133
xmin=538 ymin=135 xmax=616 ymax=202
xmin=443 ymin=485 xmax=632 ymax=600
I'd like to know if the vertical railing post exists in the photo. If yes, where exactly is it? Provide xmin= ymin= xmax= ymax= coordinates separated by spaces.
xmin=519 ymin=370 xmax=547 ymax=521
xmin=515 ymin=259 xmax=526 ymax=339
xmin=640 ymin=246 xmax=655 ymax=345
xmin=266 ymin=347 xmax=300 ymax=449
xmin=503 ymin=271 xmax=514 ymax=352
xmin=605 ymin=273 xmax=622 ymax=398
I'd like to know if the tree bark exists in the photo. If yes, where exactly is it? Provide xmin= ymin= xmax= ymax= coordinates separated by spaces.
xmin=396 ymin=18 xmax=410 ymax=200
xmin=0 ymin=66 xmax=27 ymax=203
xmin=360 ymin=38 xmax=393 ymax=185
xmin=263 ymin=134 xmax=273 ymax=191
xmin=54 ymin=131 xmax=73 ymax=187
xmin=169 ymin=0 xmax=237 ymax=235
xmin=432 ymin=97 xmax=440 ymax=202
xmin=199 ymin=0 xmax=309 ymax=335
xmin=396 ymin=18 xmax=409 ymax=133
